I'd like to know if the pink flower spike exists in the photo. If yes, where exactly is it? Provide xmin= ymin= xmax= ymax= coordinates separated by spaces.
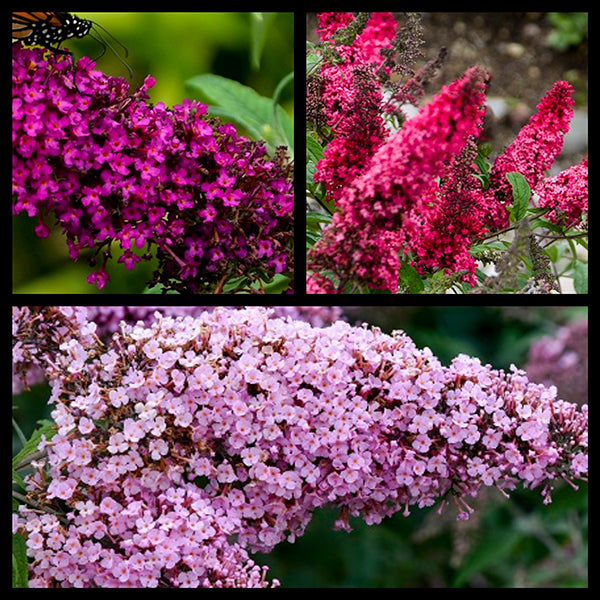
xmin=308 ymin=66 xmax=489 ymax=292
xmin=488 ymin=80 xmax=575 ymax=227
xmin=535 ymin=155 xmax=588 ymax=230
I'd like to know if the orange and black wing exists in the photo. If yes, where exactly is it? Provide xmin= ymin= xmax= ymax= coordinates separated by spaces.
xmin=12 ymin=12 xmax=63 ymax=42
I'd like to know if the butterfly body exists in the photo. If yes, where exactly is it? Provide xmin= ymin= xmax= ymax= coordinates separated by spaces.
xmin=12 ymin=12 xmax=132 ymax=79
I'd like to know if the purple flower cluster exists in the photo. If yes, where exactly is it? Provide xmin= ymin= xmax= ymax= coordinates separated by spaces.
xmin=13 ymin=307 xmax=587 ymax=587
xmin=84 ymin=306 xmax=344 ymax=338
xmin=12 ymin=44 xmax=293 ymax=292
xmin=12 ymin=306 xmax=343 ymax=394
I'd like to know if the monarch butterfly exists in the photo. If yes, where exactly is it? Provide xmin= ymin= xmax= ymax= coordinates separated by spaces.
xmin=12 ymin=12 xmax=132 ymax=78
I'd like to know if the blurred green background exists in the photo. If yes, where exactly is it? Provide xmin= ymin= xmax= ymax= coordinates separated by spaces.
xmin=12 ymin=12 xmax=294 ymax=294
xmin=13 ymin=306 xmax=587 ymax=587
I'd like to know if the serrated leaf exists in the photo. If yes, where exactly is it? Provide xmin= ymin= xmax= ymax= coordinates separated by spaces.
xmin=506 ymin=172 xmax=531 ymax=223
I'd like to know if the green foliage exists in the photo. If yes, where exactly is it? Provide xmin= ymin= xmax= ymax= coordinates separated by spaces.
xmin=473 ymin=142 xmax=491 ymax=189
xmin=259 ymin=483 xmax=587 ymax=587
xmin=186 ymin=73 xmax=293 ymax=155
xmin=398 ymin=261 xmax=425 ymax=294
xmin=306 ymin=41 xmax=323 ymax=76
xmin=76 ymin=13 xmax=294 ymax=107
xmin=572 ymin=261 xmax=588 ymax=294
xmin=306 ymin=134 xmax=324 ymax=187
xmin=306 ymin=211 xmax=332 ymax=250
xmin=249 ymin=12 xmax=277 ymax=69
xmin=12 ymin=420 xmax=56 ymax=476
xmin=506 ymin=172 xmax=531 ymax=223
xmin=12 ymin=418 xmax=58 ymax=589
xmin=547 ymin=13 xmax=588 ymax=52
xmin=12 ymin=533 xmax=28 ymax=588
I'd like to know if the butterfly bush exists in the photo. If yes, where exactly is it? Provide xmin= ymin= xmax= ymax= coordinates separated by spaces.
xmin=487 ymin=79 xmax=587 ymax=231
xmin=307 ymin=13 xmax=588 ymax=293
xmin=400 ymin=139 xmax=492 ymax=287
xmin=13 ymin=307 xmax=588 ymax=587
xmin=309 ymin=12 xmax=396 ymax=204
xmin=84 ymin=305 xmax=343 ymax=337
xmin=12 ymin=44 xmax=293 ymax=293
xmin=11 ymin=306 xmax=343 ymax=394
xmin=535 ymin=156 xmax=588 ymax=231
xmin=308 ymin=65 xmax=489 ymax=292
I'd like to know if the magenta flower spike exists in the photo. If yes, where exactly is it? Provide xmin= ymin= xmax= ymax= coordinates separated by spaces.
xmin=487 ymin=80 xmax=576 ymax=229
xmin=535 ymin=155 xmax=588 ymax=230
xmin=311 ymin=13 xmax=397 ymax=204
xmin=308 ymin=66 xmax=488 ymax=292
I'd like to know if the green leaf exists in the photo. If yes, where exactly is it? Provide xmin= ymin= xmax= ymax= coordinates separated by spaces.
xmin=544 ymin=244 xmax=559 ymax=263
xmin=506 ymin=172 xmax=531 ymax=223
xmin=306 ymin=133 xmax=324 ymax=185
xmin=453 ymin=523 xmax=521 ymax=586
xmin=12 ymin=533 xmax=28 ymax=588
xmin=271 ymin=71 xmax=294 ymax=146
xmin=572 ymin=261 xmax=588 ymax=294
xmin=307 ymin=211 xmax=331 ymax=232
xmin=222 ymin=273 xmax=291 ymax=294
xmin=398 ymin=263 xmax=425 ymax=293
xmin=307 ymin=164 xmax=317 ymax=187
xmin=12 ymin=419 xmax=56 ymax=472
xmin=12 ymin=469 xmax=26 ymax=491
xmin=306 ymin=133 xmax=324 ymax=165
xmin=474 ymin=143 xmax=491 ymax=189
xmin=306 ymin=230 xmax=321 ymax=249
xmin=306 ymin=42 xmax=323 ymax=76
xmin=575 ymin=233 xmax=588 ymax=251
xmin=260 ymin=274 xmax=291 ymax=294
xmin=144 ymin=284 xmax=178 ymax=294
xmin=185 ymin=74 xmax=294 ymax=153
xmin=249 ymin=12 xmax=276 ymax=69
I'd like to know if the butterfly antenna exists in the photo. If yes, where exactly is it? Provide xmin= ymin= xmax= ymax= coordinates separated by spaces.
xmin=89 ymin=24 xmax=133 ymax=79
xmin=91 ymin=21 xmax=129 ymax=57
